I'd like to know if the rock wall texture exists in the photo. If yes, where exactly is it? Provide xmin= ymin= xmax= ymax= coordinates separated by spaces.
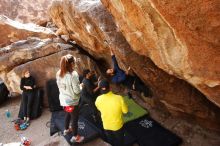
xmin=101 ymin=0 xmax=220 ymax=107
xmin=49 ymin=0 xmax=220 ymax=130
xmin=0 ymin=0 xmax=52 ymax=25
xmin=0 ymin=15 xmax=55 ymax=47
xmin=0 ymin=38 xmax=64 ymax=74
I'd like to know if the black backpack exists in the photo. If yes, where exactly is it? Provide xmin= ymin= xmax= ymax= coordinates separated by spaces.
xmin=46 ymin=79 xmax=63 ymax=112
xmin=0 ymin=81 xmax=9 ymax=105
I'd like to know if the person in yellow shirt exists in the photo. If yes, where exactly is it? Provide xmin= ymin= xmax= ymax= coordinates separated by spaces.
xmin=95 ymin=79 xmax=128 ymax=146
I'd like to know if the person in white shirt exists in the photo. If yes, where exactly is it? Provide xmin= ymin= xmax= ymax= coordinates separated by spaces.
xmin=56 ymin=54 xmax=84 ymax=143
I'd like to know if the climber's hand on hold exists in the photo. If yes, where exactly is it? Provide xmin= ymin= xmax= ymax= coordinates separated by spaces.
xmin=128 ymin=66 xmax=131 ymax=71
xmin=126 ymin=66 xmax=131 ymax=75
xmin=110 ymin=47 xmax=114 ymax=56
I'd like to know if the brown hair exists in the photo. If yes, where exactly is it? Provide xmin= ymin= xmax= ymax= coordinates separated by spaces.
xmin=59 ymin=54 xmax=75 ymax=77
xmin=22 ymin=69 xmax=29 ymax=78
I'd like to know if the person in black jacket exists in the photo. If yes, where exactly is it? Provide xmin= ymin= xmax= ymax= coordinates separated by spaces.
xmin=79 ymin=69 xmax=100 ymax=120
xmin=20 ymin=69 xmax=35 ymax=124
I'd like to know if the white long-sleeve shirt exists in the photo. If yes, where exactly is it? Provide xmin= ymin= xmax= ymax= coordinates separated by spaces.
xmin=56 ymin=70 xmax=81 ymax=106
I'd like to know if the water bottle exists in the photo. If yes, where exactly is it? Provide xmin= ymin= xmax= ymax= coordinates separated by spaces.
xmin=5 ymin=109 xmax=11 ymax=118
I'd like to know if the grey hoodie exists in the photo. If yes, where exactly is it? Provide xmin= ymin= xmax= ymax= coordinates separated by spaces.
xmin=56 ymin=70 xmax=81 ymax=106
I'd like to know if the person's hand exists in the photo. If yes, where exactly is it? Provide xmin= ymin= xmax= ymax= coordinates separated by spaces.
xmin=127 ymin=66 xmax=131 ymax=71
xmin=27 ymin=86 xmax=32 ymax=90
xmin=110 ymin=48 xmax=114 ymax=56
xmin=24 ymin=86 xmax=32 ymax=90
xmin=80 ymin=83 xmax=84 ymax=89
xmin=24 ymin=86 xmax=29 ymax=89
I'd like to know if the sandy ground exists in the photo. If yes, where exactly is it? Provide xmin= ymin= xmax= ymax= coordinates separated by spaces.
xmin=0 ymin=94 xmax=220 ymax=146
xmin=0 ymin=97 xmax=108 ymax=146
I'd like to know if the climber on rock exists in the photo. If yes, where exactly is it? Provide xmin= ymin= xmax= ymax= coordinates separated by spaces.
xmin=106 ymin=46 xmax=152 ymax=99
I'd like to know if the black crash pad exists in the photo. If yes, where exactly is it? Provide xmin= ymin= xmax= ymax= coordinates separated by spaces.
xmin=18 ymin=88 xmax=43 ymax=119
xmin=124 ymin=115 xmax=182 ymax=146
xmin=79 ymin=105 xmax=137 ymax=146
xmin=46 ymin=79 xmax=63 ymax=112
xmin=50 ymin=110 xmax=99 ymax=145
xmin=0 ymin=81 xmax=9 ymax=105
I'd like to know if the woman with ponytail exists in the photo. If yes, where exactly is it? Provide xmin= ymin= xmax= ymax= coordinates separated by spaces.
xmin=56 ymin=54 xmax=84 ymax=143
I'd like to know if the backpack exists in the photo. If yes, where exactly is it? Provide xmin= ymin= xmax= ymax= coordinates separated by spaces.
xmin=46 ymin=79 xmax=63 ymax=112
xmin=0 ymin=81 xmax=9 ymax=105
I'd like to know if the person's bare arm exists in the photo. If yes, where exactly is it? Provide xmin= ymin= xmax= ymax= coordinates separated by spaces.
xmin=125 ymin=66 xmax=131 ymax=75
xmin=110 ymin=47 xmax=114 ymax=56
xmin=93 ymin=76 xmax=100 ymax=85
xmin=93 ymin=86 xmax=100 ymax=93
xmin=93 ymin=76 xmax=101 ymax=92
xmin=104 ymin=40 xmax=115 ymax=56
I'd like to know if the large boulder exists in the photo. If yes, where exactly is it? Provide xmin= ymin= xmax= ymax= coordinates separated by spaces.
xmin=6 ymin=50 xmax=101 ymax=105
xmin=0 ymin=15 xmax=56 ymax=47
xmin=0 ymin=37 xmax=101 ymax=105
xmin=49 ymin=0 xmax=220 ymax=130
xmin=0 ymin=37 xmax=66 ymax=73
xmin=0 ymin=0 xmax=52 ymax=25
xmin=101 ymin=0 xmax=220 ymax=107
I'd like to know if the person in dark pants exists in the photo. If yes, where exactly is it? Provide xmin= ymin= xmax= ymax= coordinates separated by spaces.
xmin=56 ymin=54 xmax=84 ymax=143
xmin=105 ymin=127 xmax=124 ymax=146
xmin=95 ymin=80 xmax=128 ymax=146
xmin=79 ymin=69 xmax=100 ymax=120
xmin=106 ymin=48 xmax=152 ymax=98
xmin=20 ymin=69 xmax=35 ymax=124
xmin=64 ymin=106 xmax=79 ymax=137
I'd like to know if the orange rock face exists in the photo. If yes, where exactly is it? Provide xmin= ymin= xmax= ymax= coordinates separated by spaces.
xmin=101 ymin=0 xmax=220 ymax=107
xmin=0 ymin=15 xmax=55 ymax=47
xmin=0 ymin=0 xmax=52 ymax=25
xmin=49 ymin=0 xmax=220 ymax=130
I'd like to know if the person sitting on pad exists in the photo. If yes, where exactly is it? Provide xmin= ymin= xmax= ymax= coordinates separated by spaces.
xmin=95 ymin=79 xmax=128 ymax=146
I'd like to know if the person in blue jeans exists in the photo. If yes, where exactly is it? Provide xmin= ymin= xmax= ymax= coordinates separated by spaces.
xmin=106 ymin=48 xmax=152 ymax=98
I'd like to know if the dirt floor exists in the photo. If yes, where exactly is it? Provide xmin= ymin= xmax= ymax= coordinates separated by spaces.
xmin=0 ymin=97 xmax=109 ymax=146
xmin=0 ymin=94 xmax=220 ymax=146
